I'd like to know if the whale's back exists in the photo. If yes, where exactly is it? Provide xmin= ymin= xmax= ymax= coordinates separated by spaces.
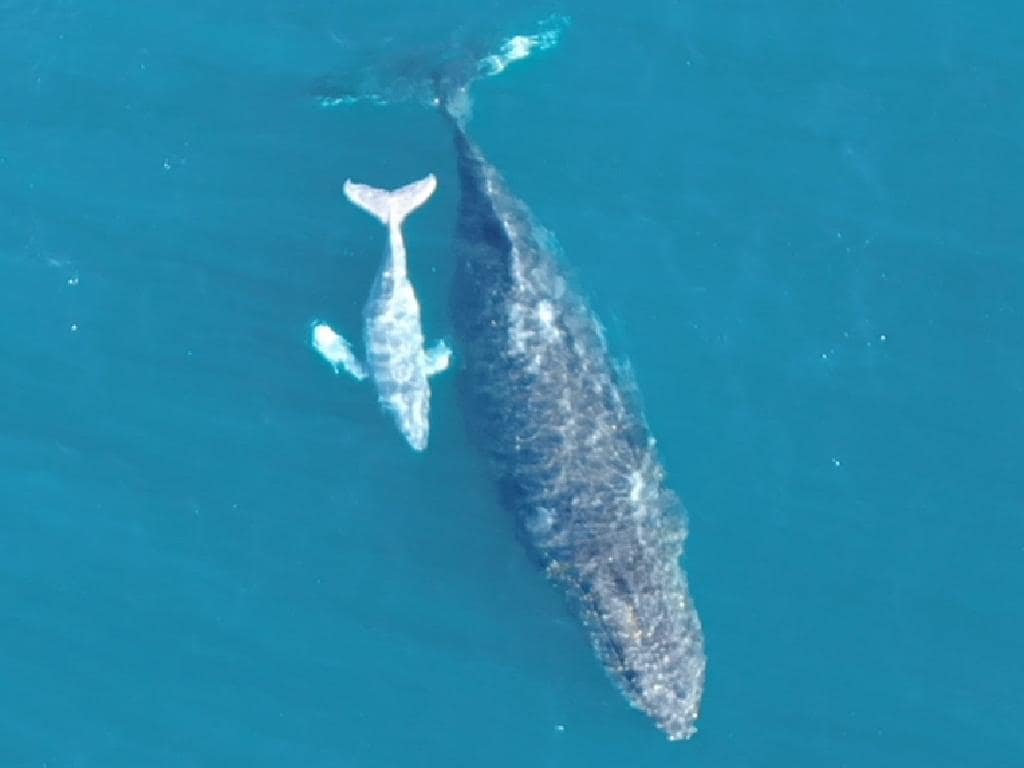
xmin=450 ymin=128 xmax=706 ymax=740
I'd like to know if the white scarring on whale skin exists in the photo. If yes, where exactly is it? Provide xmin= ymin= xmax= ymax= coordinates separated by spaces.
xmin=312 ymin=174 xmax=451 ymax=451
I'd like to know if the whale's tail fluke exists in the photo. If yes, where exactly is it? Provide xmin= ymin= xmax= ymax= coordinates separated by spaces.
xmin=343 ymin=174 xmax=437 ymax=227
xmin=313 ymin=16 xmax=568 ymax=122
xmin=434 ymin=21 xmax=565 ymax=129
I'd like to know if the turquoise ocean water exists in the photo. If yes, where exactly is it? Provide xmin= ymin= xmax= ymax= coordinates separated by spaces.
xmin=2 ymin=2 xmax=1022 ymax=765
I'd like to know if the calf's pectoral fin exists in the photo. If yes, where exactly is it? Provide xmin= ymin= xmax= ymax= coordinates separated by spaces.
xmin=311 ymin=322 xmax=369 ymax=381
xmin=425 ymin=340 xmax=452 ymax=377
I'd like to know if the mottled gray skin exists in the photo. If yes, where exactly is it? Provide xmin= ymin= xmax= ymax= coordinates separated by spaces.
xmin=314 ymin=176 xmax=448 ymax=452
xmin=361 ymin=216 xmax=432 ymax=451
xmin=449 ymin=120 xmax=706 ymax=740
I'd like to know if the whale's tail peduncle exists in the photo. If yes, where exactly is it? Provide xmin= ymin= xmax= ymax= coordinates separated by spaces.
xmin=343 ymin=174 xmax=437 ymax=228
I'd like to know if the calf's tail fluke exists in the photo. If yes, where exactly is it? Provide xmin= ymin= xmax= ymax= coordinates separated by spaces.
xmin=343 ymin=174 xmax=437 ymax=227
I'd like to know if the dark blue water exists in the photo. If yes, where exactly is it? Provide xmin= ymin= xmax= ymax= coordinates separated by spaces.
xmin=2 ymin=2 xmax=1021 ymax=765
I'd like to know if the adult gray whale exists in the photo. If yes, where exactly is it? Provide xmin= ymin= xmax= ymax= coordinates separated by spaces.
xmin=312 ymin=174 xmax=451 ymax=451
xmin=444 ymin=94 xmax=706 ymax=739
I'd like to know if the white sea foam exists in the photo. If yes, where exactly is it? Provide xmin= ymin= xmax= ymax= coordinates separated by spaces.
xmin=316 ymin=93 xmax=390 ymax=108
xmin=479 ymin=18 xmax=568 ymax=77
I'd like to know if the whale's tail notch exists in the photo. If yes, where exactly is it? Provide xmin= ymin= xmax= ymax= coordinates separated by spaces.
xmin=343 ymin=174 xmax=437 ymax=227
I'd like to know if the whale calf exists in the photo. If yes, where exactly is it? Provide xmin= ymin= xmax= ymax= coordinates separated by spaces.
xmin=312 ymin=174 xmax=451 ymax=451
xmin=443 ymin=90 xmax=706 ymax=738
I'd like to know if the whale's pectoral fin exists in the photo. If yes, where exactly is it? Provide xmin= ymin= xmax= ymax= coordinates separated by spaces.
xmin=425 ymin=340 xmax=452 ymax=377
xmin=311 ymin=322 xmax=368 ymax=381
